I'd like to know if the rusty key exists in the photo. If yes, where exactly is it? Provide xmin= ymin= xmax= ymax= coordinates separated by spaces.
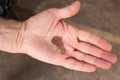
xmin=51 ymin=36 xmax=66 ymax=54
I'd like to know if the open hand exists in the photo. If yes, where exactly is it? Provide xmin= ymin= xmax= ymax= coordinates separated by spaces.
xmin=21 ymin=1 xmax=117 ymax=72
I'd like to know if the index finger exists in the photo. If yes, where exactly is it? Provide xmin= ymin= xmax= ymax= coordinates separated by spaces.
xmin=77 ymin=30 xmax=112 ymax=51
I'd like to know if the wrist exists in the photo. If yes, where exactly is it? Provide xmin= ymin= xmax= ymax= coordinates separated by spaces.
xmin=0 ymin=18 xmax=26 ymax=53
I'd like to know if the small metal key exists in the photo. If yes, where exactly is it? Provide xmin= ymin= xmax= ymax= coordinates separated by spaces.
xmin=51 ymin=36 xmax=66 ymax=54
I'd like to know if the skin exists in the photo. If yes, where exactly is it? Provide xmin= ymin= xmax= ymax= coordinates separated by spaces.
xmin=0 ymin=1 xmax=117 ymax=72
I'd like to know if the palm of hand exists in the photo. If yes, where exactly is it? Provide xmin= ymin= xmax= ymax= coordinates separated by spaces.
xmin=22 ymin=9 xmax=78 ymax=65
xmin=21 ymin=1 xmax=117 ymax=72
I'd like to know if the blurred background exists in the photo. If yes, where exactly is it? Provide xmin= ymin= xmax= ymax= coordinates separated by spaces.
xmin=0 ymin=0 xmax=120 ymax=80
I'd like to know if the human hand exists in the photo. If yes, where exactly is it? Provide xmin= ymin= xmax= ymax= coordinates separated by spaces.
xmin=20 ymin=1 xmax=117 ymax=72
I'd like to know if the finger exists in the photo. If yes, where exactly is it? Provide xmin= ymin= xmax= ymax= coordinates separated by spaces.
xmin=56 ymin=1 xmax=80 ymax=19
xmin=62 ymin=57 xmax=96 ymax=72
xmin=67 ymin=51 xmax=112 ymax=70
xmin=49 ymin=51 xmax=96 ymax=72
xmin=49 ymin=53 xmax=69 ymax=66
xmin=78 ymin=30 xmax=112 ymax=51
xmin=71 ymin=42 xmax=117 ymax=63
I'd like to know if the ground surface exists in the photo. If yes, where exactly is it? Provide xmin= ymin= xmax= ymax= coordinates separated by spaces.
xmin=0 ymin=0 xmax=120 ymax=80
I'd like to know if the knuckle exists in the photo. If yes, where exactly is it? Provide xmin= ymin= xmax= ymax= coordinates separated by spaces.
xmin=76 ymin=52 xmax=86 ymax=60
xmin=86 ymin=44 xmax=93 ymax=53
xmin=80 ymin=62 xmax=85 ymax=71
xmin=86 ymin=32 xmax=94 ymax=40
xmin=47 ymin=8 xmax=57 ymax=12
xmin=47 ymin=8 xmax=59 ymax=17
xmin=64 ymin=58 xmax=76 ymax=70
xmin=47 ymin=8 xmax=61 ymax=19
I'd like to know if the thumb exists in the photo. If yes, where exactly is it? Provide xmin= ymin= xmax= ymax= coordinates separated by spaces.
xmin=56 ymin=1 xmax=80 ymax=19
